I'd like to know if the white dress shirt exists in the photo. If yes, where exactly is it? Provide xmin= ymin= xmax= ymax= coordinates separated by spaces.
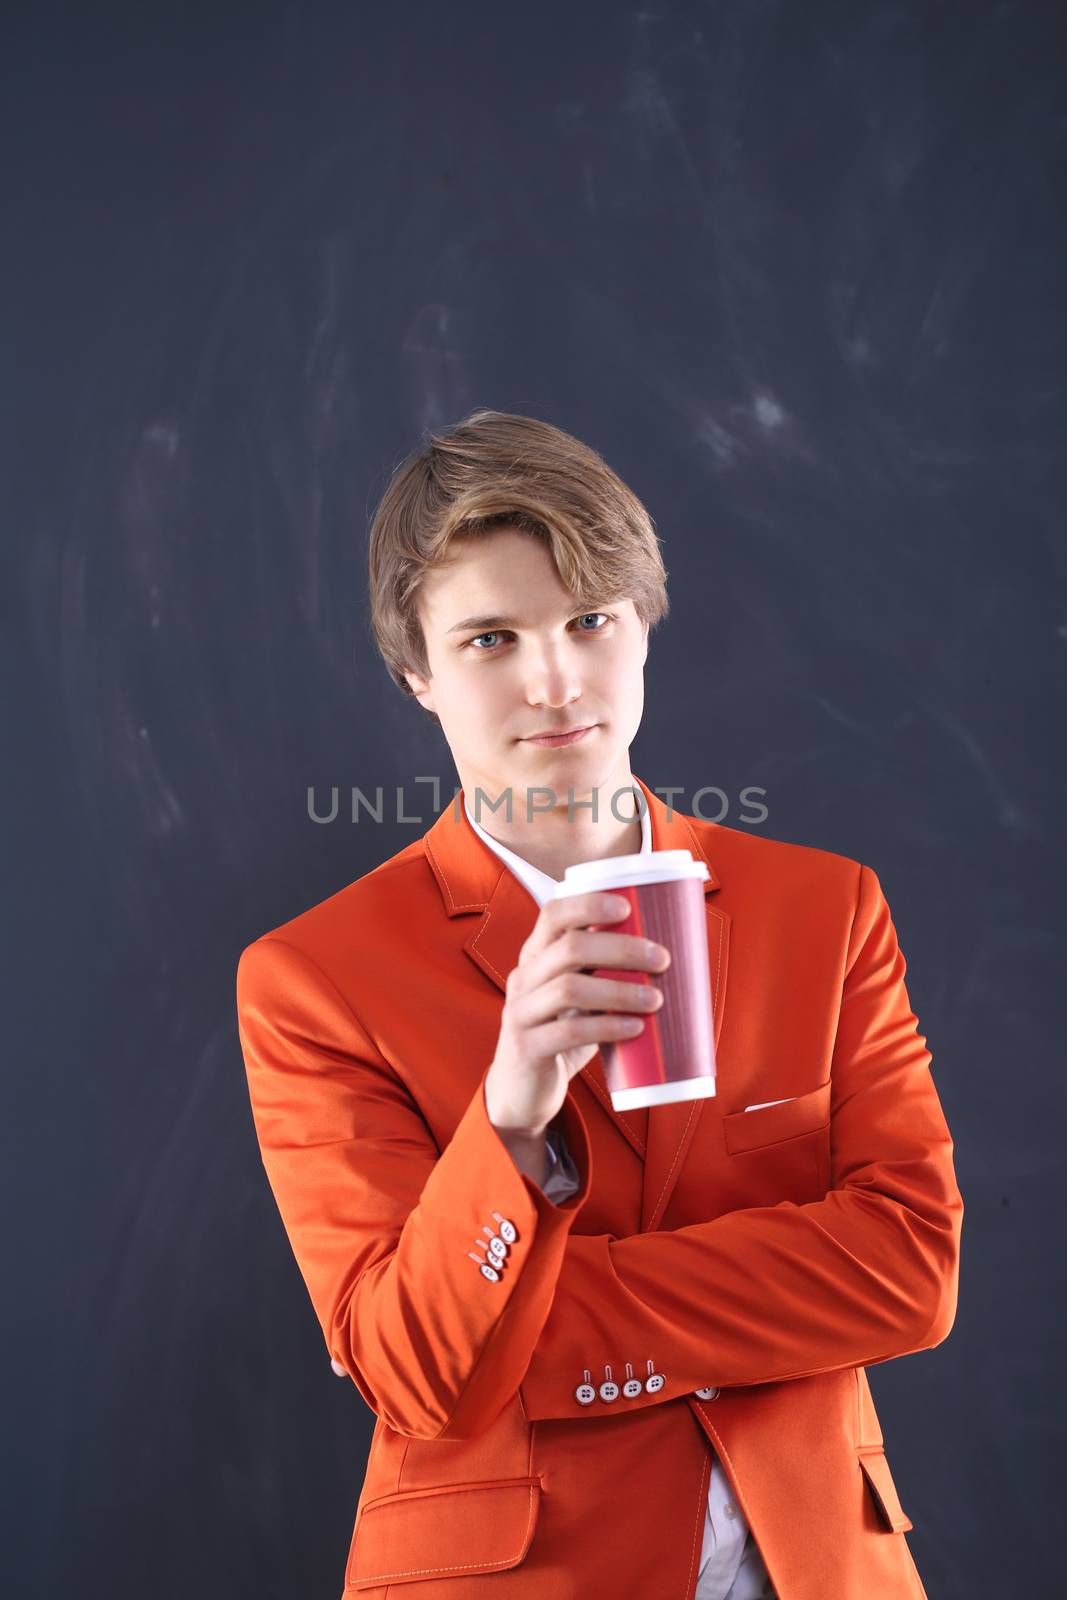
xmin=463 ymin=789 xmax=777 ymax=1600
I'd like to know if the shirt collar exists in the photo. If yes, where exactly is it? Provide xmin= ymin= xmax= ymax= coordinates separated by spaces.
xmin=462 ymin=785 xmax=652 ymax=908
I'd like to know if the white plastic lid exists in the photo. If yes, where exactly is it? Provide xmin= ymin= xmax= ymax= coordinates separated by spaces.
xmin=553 ymin=848 xmax=709 ymax=897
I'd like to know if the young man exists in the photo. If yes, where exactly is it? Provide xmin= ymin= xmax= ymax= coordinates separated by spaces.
xmin=236 ymin=410 xmax=962 ymax=1600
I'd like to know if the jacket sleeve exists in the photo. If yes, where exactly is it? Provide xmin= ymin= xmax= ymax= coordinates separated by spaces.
xmin=235 ymin=933 xmax=595 ymax=1442
xmin=517 ymin=863 xmax=965 ymax=1421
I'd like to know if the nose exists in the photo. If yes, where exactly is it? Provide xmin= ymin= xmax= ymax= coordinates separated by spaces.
xmin=522 ymin=641 xmax=584 ymax=712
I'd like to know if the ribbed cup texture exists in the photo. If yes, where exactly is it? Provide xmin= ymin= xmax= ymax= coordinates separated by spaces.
xmin=591 ymin=876 xmax=715 ymax=1104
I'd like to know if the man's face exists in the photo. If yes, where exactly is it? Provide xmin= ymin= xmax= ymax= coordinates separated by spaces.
xmin=403 ymin=527 xmax=649 ymax=809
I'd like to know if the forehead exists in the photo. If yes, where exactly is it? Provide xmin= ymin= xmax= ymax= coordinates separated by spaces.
xmin=417 ymin=529 xmax=579 ymax=624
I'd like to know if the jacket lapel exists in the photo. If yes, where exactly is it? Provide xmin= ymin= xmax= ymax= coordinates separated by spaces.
xmin=421 ymin=773 xmax=729 ymax=1233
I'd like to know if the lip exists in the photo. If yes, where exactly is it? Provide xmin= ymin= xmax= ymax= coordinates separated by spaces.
xmin=521 ymin=724 xmax=596 ymax=747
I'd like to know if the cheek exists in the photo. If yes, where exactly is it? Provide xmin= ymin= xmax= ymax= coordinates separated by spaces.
xmin=605 ymin=648 xmax=644 ymax=698
xmin=457 ymin=666 xmax=510 ymax=721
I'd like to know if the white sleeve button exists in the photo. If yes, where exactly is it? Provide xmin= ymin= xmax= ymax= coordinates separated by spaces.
xmin=493 ymin=1212 xmax=517 ymax=1244
xmin=598 ymin=1365 xmax=620 ymax=1402
xmin=575 ymin=1371 xmax=597 ymax=1405
xmin=484 ymin=1230 xmax=509 ymax=1261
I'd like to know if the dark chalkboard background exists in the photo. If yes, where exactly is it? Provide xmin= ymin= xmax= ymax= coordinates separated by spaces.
xmin=5 ymin=2 xmax=1064 ymax=1596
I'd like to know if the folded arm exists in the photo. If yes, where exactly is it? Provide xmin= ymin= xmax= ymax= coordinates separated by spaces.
xmin=237 ymin=865 xmax=962 ymax=1443
xmin=518 ymin=864 xmax=964 ymax=1419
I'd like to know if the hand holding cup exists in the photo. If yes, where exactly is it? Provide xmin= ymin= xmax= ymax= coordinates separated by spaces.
xmin=484 ymin=891 xmax=671 ymax=1139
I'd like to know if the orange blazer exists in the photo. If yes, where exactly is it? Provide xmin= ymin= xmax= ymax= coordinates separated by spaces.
xmin=235 ymin=772 xmax=963 ymax=1600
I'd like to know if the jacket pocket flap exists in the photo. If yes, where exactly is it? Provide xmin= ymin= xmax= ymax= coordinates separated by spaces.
xmin=346 ymin=1476 xmax=542 ymax=1589
xmin=858 ymin=1449 xmax=914 ymax=1532
xmin=723 ymin=1081 xmax=830 ymax=1155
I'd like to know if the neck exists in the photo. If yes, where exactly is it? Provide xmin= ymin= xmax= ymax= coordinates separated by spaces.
xmin=462 ymin=767 xmax=643 ymax=882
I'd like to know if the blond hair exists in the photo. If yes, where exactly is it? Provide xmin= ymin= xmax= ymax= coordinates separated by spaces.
xmin=367 ymin=409 xmax=669 ymax=713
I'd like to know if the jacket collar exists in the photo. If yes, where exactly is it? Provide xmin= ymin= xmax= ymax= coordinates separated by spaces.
xmin=421 ymin=773 xmax=729 ymax=1231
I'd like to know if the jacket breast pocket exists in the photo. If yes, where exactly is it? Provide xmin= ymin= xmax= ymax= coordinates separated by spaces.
xmin=346 ymin=1476 xmax=542 ymax=1590
xmin=720 ymin=1081 xmax=831 ymax=1206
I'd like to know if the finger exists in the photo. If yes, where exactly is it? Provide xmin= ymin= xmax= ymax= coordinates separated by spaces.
xmin=531 ymin=1010 xmax=646 ymax=1059
xmin=512 ymin=924 xmax=668 ymax=1008
xmin=520 ymin=890 xmax=631 ymax=965
xmin=513 ymin=969 xmax=664 ymax=1031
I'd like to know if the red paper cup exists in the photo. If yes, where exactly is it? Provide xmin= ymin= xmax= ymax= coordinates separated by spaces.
xmin=552 ymin=848 xmax=716 ymax=1111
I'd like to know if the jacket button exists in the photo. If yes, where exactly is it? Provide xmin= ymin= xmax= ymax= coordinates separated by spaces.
xmin=644 ymin=1359 xmax=665 ymax=1393
xmin=694 ymin=1385 xmax=720 ymax=1400
xmin=575 ymin=1382 xmax=597 ymax=1405
xmin=479 ymin=1262 xmax=501 ymax=1283
xmin=599 ymin=1365 xmax=620 ymax=1401
xmin=622 ymin=1378 xmax=643 ymax=1398
xmin=494 ymin=1214 xmax=517 ymax=1244
xmin=486 ymin=1235 xmax=508 ymax=1261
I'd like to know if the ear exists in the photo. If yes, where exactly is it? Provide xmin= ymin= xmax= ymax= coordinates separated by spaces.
xmin=403 ymin=669 xmax=437 ymax=716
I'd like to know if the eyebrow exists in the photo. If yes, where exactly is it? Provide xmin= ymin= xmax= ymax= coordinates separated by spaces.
xmin=445 ymin=604 xmax=605 ymax=635
xmin=446 ymin=613 xmax=525 ymax=635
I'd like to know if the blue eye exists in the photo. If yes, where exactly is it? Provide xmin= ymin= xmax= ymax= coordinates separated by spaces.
xmin=466 ymin=613 xmax=612 ymax=652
